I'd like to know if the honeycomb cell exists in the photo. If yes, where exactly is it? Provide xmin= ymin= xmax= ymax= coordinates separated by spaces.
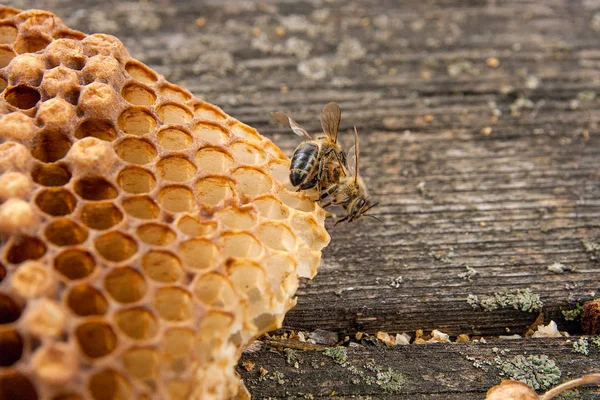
xmin=74 ymin=176 xmax=118 ymax=200
xmin=122 ymin=82 xmax=156 ymax=106
xmin=192 ymin=273 xmax=237 ymax=309
xmin=6 ymin=235 xmax=46 ymax=264
xmin=114 ymin=137 xmax=157 ymax=165
xmin=162 ymin=327 xmax=194 ymax=358
xmin=158 ymin=186 xmax=195 ymax=213
xmin=118 ymin=107 xmax=156 ymax=136
xmin=167 ymin=380 xmax=191 ymax=400
xmin=95 ymin=231 xmax=138 ymax=262
xmin=75 ymin=321 xmax=117 ymax=358
xmin=0 ymin=373 xmax=38 ymax=400
xmin=194 ymin=102 xmax=227 ymax=121
xmin=158 ymin=83 xmax=191 ymax=102
xmin=142 ymin=250 xmax=183 ymax=283
xmin=0 ymin=23 xmax=17 ymax=44
xmin=122 ymin=196 xmax=159 ymax=219
xmin=194 ymin=147 xmax=233 ymax=174
xmin=297 ymin=245 xmax=320 ymax=278
xmin=263 ymin=253 xmax=295 ymax=282
xmin=157 ymin=156 xmax=197 ymax=182
xmin=136 ymin=223 xmax=176 ymax=246
xmin=154 ymin=287 xmax=193 ymax=321
xmin=0 ymin=262 xmax=5 ymax=282
xmin=10 ymin=260 xmax=55 ymax=298
xmin=195 ymin=176 xmax=235 ymax=206
xmin=221 ymin=232 xmax=262 ymax=259
xmin=229 ymin=262 xmax=269 ymax=310
xmin=88 ymin=369 xmax=131 ymax=400
xmin=35 ymin=188 xmax=76 ymax=216
xmin=0 ymin=171 xmax=31 ymax=200
xmin=5 ymin=85 xmax=40 ymax=109
xmin=268 ymin=160 xmax=291 ymax=186
xmin=179 ymin=238 xmax=218 ymax=271
xmin=104 ymin=267 xmax=146 ymax=303
xmin=54 ymin=249 xmax=95 ymax=280
xmin=14 ymin=33 xmax=51 ymax=54
xmin=117 ymin=167 xmax=156 ymax=194
xmin=157 ymin=103 xmax=193 ymax=125
xmin=177 ymin=216 xmax=216 ymax=237
xmin=125 ymin=60 xmax=158 ymax=84
xmin=233 ymin=167 xmax=272 ymax=197
xmin=31 ymin=163 xmax=71 ymax=186
xmin=230 ymin=122 xmax=260 ymax=141
xmin=263 ymin=140 xmax=286 ymax=160
xmin=21 ymin=299 xmax=66 ymax=339
xmin=67 ymin=284 xmax=108 ymax=316
xmin=44 ymin=218 xmax=88 ymax=246
xmin=31 ymin=343 xmax=78 ymax=385
xmin=0 ymin=293 xmax=22 ymax=324
xmin=193 ymin=122 xmax=230 ymax=145
xmin=122 ymin=347 xmax=158 ymax=384
xmin=216 ymin=206 xmax=257 ymax=230
xmin=81 ymin=202 xmax=123 ymax=230
xmin=195 ymin=311 xmax=233 ymax=360
xmin=292 ymin=214 xmax=329 ymax=250
xmin=0 ymin=76 xmax=6 ymax=92
xmin=0 ymin=329 xmax=23 ymax=366
xmin=256 ymin=222 xmax=297 ymax=251
xmin=254 ymin=195 xmax=289 ymax=219
xmin=115 ymin=307 xmax=158 ymax=340
xmin=30 ymin=130 xmax=71 ymax=163
xmin=9 ymin=54 xmax=45 ymax=87
xmin=157 ymin=127 xmax=193 ymax=150
xmin=278 ymin=190 xmax=315 ymax=212
xmin=74 ymin=119 xmax=117 ymax=141
xmin=230 ymin=141 xmax=266 ymax=165
xmin=0 ymin=45 xmax=15 ymax=68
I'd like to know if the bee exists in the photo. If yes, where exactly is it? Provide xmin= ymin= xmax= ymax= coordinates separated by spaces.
xmin=321 ymin=127 xmax=379 ymax=225
xmin=271 ymin=102 xmax=345 ymax=193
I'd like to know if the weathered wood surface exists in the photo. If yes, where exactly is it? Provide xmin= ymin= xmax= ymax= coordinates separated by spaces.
xmin=238 ymin=337 xmax=600 ymax=399
xmin=8 ymin=0 xmax=600 ymax=397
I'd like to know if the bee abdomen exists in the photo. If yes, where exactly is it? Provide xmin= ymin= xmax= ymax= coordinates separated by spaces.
xmin=290 ymin=143 xmax=319 ymax=187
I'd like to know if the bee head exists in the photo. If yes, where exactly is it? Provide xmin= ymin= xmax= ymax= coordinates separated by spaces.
xmin=348 ymin=197 xmax=378 ymax=222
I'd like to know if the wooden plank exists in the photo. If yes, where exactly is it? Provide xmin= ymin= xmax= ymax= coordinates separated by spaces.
xmin=10 ymin=0 xmax=600 ymax=397
xmin=238 ymin=336 xmax=600 ymax=399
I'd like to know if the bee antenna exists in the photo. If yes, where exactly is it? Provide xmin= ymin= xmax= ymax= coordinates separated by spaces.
xmin=334 ymin=216 xmax=349 ymax=227
xmin=365 ymin=214 xmax=382 ymax=223
xmin=364 ymin=201 xmax=379 ymax=213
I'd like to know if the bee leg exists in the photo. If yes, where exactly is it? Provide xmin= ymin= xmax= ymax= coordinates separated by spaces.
xmin=319 ymin=184 xmax=338 ymax=201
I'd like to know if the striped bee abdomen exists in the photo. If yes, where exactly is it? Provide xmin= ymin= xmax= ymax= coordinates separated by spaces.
xmin=290 ymin=142 xmax=319 ymax=187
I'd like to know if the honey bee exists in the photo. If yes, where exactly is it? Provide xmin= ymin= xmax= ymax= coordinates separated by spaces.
xmin=321 ymin=127 xmax=379 ymax=225
xmin=271 ymin=102 xmax=345 ymax=193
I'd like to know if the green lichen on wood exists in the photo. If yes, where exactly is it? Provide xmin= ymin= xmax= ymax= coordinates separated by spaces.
xmin=467 ymin=288 xmax=543 ymax=312
xmin=562 ymin=303 xmax=583 ymax=321
xmin=322 ymin=349 xmax=405 ymax=393
xmin=322 ymin=347 xmax=348 ymax=365
xmin=497 ymin=354 xmax=561 ymax=390
xmin=572 ymin=337 xmax=589 ymax=355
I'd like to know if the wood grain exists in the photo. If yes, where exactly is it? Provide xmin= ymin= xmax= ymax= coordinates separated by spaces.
xmin=9 ymin=0 xmax=600 ymax=397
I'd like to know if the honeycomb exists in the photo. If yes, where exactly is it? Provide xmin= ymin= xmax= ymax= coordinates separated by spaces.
xmin=0 ymin=6 xmax=330 ymax=400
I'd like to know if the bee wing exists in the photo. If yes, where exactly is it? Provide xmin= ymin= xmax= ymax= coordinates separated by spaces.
xmin=346 ymin=127 xmax=360 ymax=184
xmin=320 ymin=102 xmax=341 ymax=142
xmin=271 ymin=111 xmax=312 ymax=139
